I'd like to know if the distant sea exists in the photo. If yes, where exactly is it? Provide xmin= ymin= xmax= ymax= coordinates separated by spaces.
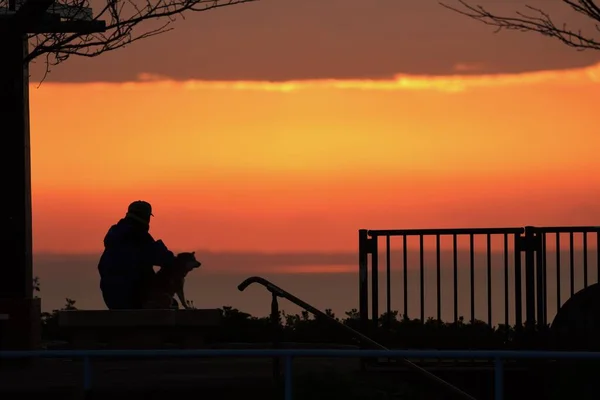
xmin=34 ymin=249 xmax=598 ymax=326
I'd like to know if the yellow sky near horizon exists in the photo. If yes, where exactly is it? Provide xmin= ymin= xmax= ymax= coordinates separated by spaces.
xmin=30 ymin=63 xmax=600 ymax=255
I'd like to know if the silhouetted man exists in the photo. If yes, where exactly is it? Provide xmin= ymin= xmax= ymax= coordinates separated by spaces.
xmin=98 ymin=200 xmax=177 ymax=309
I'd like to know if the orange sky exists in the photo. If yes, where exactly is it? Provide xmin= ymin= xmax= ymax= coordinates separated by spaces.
xmin=30 ymin=63 xmax=600 ymax=255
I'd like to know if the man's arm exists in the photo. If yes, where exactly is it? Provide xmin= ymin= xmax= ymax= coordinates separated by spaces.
xmin=149 ymin=239 xmax=176 ymax=268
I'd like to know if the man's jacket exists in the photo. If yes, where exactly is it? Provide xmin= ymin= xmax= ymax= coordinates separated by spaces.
xmin=98 ymin=218 xmax=175 ymax=309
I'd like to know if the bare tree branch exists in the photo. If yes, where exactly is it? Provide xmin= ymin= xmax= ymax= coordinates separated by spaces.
xmin=0 ymin=0 xmax=257 ymax=81
xmin=440 ymin=0 xmax=600 ymax=51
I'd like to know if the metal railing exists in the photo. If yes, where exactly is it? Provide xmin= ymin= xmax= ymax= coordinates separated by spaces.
xmin=2 ymin=348 xmax=600 ymax=400
xmin=358 ymin=226 xmax=600 ymax=334
xmin=238 ymin=276 xmax=476 ymax=400
xmin=534 ymin=227 xmax=600 ymax=326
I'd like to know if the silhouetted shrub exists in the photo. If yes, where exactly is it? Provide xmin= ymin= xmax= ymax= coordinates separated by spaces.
xmin=34 ymin=276 xmax=549 ymax=349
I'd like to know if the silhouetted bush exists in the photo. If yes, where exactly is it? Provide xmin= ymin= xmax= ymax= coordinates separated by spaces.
xmin=34 ymin=276 xmax=549 ymax=349
xmin=38 ymin=300 xmax=551 ymax=350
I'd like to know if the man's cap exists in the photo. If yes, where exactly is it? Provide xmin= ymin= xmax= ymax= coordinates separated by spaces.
xmin=126 ymin=200 xmax=154 ymax=223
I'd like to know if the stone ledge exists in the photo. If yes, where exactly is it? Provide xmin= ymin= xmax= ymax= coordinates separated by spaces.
xmin=0 ymin=297 xmax=42 ymax=350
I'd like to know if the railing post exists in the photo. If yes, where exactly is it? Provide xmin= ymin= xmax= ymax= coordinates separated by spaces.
xmin=270 ymin=292 xmax=283 ymax=389
xmin=523 ymin=226 xmax=537 ymax=330
xmin=514 ymin=233 xmax=523 ymax=330
xmin=283 ymin=355 xmax=293 ymax=400
xmin=494 ymin=357 xmax=504 ymax=400
xmin=358 ymin=229 xmax=369 ymax=334
xmin=83 ymin=356 xmax=92 ymax=391
xmin=534 ymin=229 xmax=546 ymax=327
xmin=358 ymin=229 xmax=370 ymax=371
xmin=371 ymin=235 xmax=379 ymax=330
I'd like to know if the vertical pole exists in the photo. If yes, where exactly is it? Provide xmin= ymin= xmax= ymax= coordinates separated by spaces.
xmin=283 ymin=356 xmax=293 ymax=400
xmin=419 ymin=234 xmax=425 ymax=323
xmin=0 ymin=20 xmax=38 ymax=354
xmin=524 ymin=226 xmax=536 ymax=329
xmin=469 ymin=233 xmax=475 ymax=323
xmin=0 ymin=16 xmax=33 ymax=303
xmin=270 ymin=292 xmax=282 ymax=388
xmin=358 ymin=229 xmax=370 ymax=370
xmin=494 ymin=357 xmax=504 ymax=400
xmin=385 ymin=235 xmax=391 ymax=329
xmin=83 ymin=356 xmax=92 ymax=391
xmin=503 ymin=234 xmax=509 ymax=335
xmin=513 ymin=233 xmax=523 ymax=330
xmin=452 ymin=234 xmax=458 ymax=323
xmin=371 ymin=235 xmax=379 ymax=329
xmin=535 ymin=231 xmax=545 ymax=327
xmin=358 ymin=229 xmax=369 ymax=334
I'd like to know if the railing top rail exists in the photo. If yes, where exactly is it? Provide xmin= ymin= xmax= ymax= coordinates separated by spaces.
xmin=2 ymin=349 xmax=600 ymax=360
xmin=367 ymin=227 xmax=524 ymax=237
xmin=366 ymin=226 xmax=600 ymax=237
xmin=533 ymin=226 xmax=600 ymax=233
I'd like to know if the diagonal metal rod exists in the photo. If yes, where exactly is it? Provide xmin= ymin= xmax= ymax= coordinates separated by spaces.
xmin=238 ymin=276 xmax=478 ymax=400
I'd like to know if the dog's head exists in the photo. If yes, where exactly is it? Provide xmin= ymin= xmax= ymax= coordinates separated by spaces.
xmin=175 ymin=251 xmax=201 ymax=272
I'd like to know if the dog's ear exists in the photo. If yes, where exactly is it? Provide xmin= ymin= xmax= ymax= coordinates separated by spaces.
xmin=191 ymin=251 xmax=195 ymax=256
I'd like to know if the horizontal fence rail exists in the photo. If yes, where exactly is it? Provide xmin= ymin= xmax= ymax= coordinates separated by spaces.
xmin=358 ymin=226 xmax=600 ymax=338
xmin=3 ymin=348 xmax=600 ymax=400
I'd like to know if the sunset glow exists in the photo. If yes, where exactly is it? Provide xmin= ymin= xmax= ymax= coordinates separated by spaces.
xmin=31 ymin=63 xmax=600 ymax=255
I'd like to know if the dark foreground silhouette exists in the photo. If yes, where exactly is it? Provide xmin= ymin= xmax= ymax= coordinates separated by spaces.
xmin=38 ymin=282 xmax=600 ymax=352
xmin=21 ymin=278 xmax=600 ymax=400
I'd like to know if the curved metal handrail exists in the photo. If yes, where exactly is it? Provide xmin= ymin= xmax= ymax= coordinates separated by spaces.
xmin=238 ymin=276 xmax=276 ymax=293
xmin=238 ymin=276 xmax=477 ymax=400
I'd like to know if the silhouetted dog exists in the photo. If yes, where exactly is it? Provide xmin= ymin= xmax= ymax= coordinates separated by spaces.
xmin=142 ymin=252 xmax=201 ymax=309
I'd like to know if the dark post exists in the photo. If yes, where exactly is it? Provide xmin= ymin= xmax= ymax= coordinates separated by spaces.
xmin=358 ymin=229 xmax=369 ymax=371
xmin=524 ymin=226 xmax=536 ymax=329
xmin=0 ymin=0 xmax=105 ymax=351
xmin=513 ymin=233 xmax=523 ymax=330
xmin=371 ymin=235 xmax=379 ymax=330
xmin=0 ymin=22 xmax=32 ymax=301
xmin=358 ymin=229 xmax=369 ymax=334
xmin=535 ymin=231 xmax=545 ymax=327
xmin=0 ymin=4 xmax=38 ymax=352
xmin=270 ymin=292 xmax=282 ymax=389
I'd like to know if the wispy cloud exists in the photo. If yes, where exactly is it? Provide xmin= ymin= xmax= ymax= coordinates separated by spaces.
xmin=34 ymin=61 xmax=600 ymax=93
xmin=120 ymin=62 xmax=600 ymax=93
